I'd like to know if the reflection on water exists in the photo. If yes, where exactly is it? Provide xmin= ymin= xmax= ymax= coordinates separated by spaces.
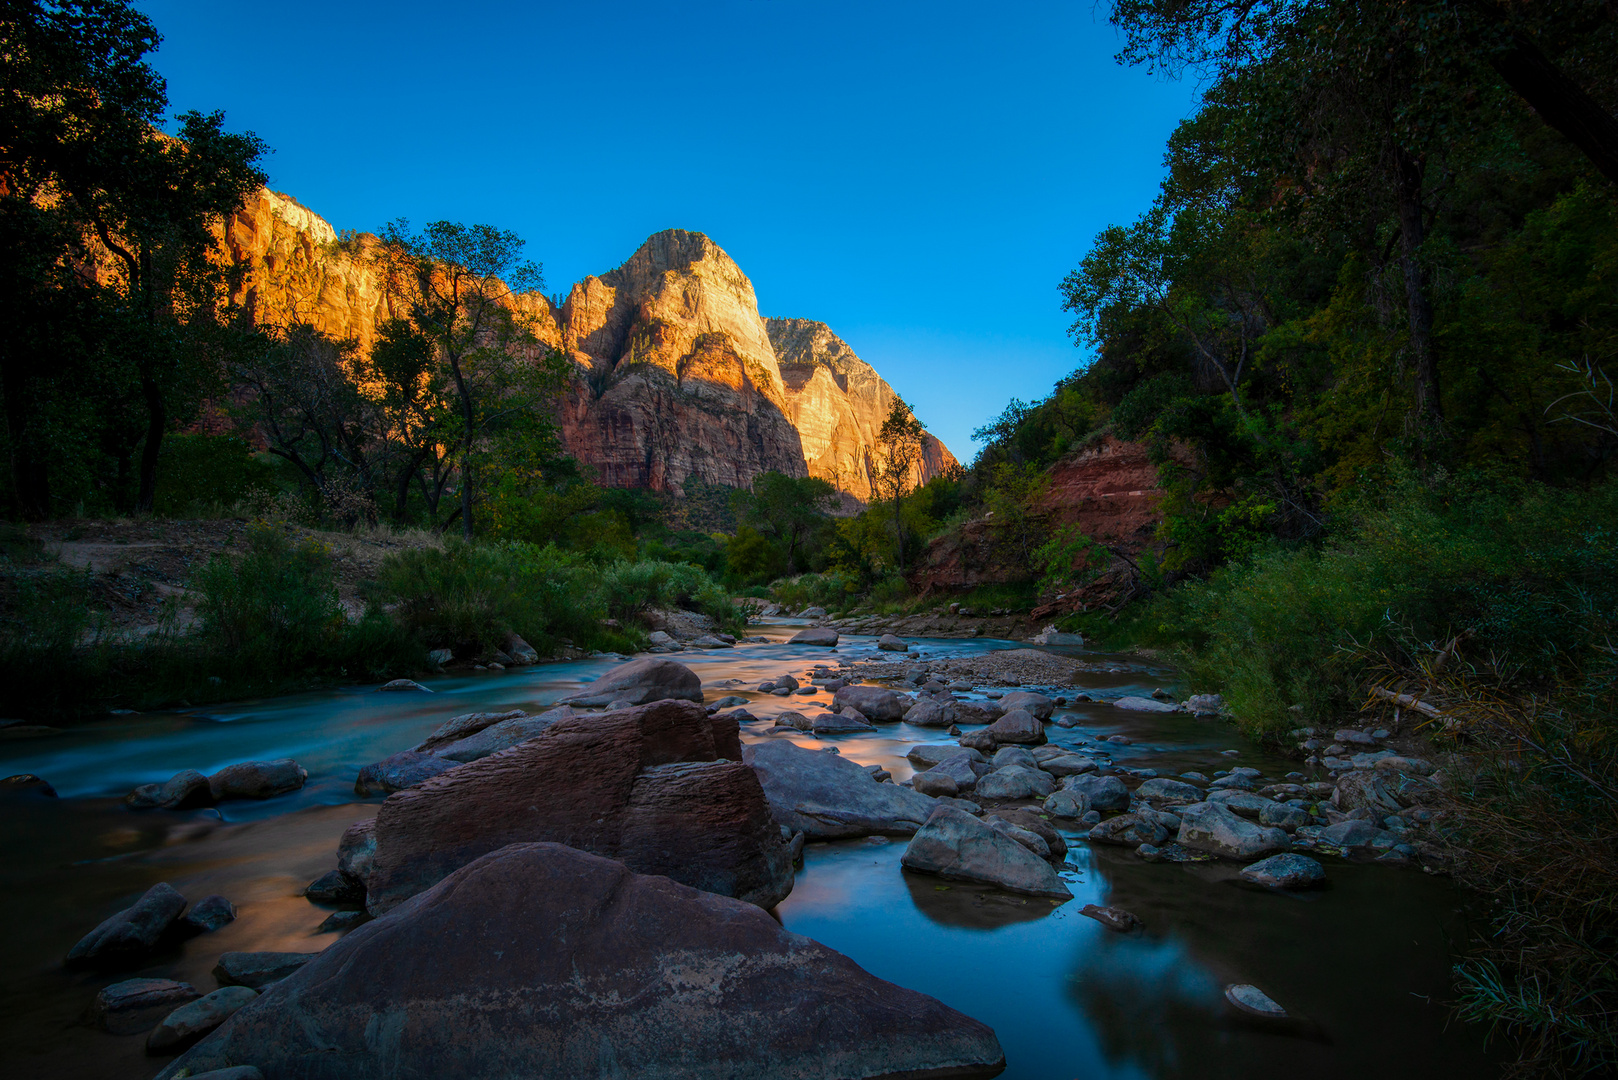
xmin=0 ymin=625 xmax=1493 ymax=1079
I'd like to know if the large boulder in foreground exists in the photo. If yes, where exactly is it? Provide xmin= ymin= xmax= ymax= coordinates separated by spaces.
xmin=156 ymin=843 xmax=1005 ymax=1080
xmin=901 ymin=806 xmax=1072 ymax=900
xmin=744 ymin=740 xmax=936 ymax=838
xmin=366 ymin=700 xmax=788 ymax=913
xmin=557 ymin=657 xmax=702 ymax=707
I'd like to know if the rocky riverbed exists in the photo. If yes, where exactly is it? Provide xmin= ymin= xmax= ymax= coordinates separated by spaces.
xmin=0 ymin=620 xmax=1493 ymax=1079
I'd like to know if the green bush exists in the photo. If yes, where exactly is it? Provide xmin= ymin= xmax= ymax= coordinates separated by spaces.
xmin=152 ymin=434 xmax=279 ymax=516
xmin=370 ymin=540 xmax=601 ymax=655
xmin=770 ymin=572 xmax=857 ymax=612
xmin=596 ymin=558 xmax=741 ymax=632
xmin=1136 ymin=473 xmax=1618 ymax=741
xmin=191 ymin=527 xmax=344 ymax=660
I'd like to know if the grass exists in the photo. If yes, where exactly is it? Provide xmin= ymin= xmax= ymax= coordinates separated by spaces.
xmin=0 ymin=523 xmax=745 ymax=719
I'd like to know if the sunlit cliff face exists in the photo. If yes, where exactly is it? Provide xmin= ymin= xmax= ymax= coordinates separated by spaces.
xmin=217 ymin=193 xmax=957 ymax=501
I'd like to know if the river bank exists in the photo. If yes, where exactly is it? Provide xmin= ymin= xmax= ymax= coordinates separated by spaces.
xmin=0 ymin=622 xmax=1493 ymax=1079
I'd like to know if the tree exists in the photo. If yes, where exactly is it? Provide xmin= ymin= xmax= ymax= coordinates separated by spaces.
xmin=0 ymin=1 xmax=267 ymax=516
xmin=374 ymin=220 xmax=571 ymax=538
xmin=873 ymin=398 xmax=928 ymax=571
xmin=1105 ymin=0 xmax=1618 ymax=450
xmin=1108 ymin=1 xmax=1618 ymax=185
xmin=731 ymin=471 xmax=837 ymax=574
xmin=231 ymin=324 xmax=385 ymax=524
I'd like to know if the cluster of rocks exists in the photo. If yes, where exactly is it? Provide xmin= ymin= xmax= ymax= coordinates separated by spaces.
xmin=124 ymin=760 xmax=307 ymax=811
xmin=424 ymin=631 xmax=541 ymax=671
xmin=65 ymin=882 xmax=260 ymax=1059
xmin=67 ymin=883 xmax=236 ymax=971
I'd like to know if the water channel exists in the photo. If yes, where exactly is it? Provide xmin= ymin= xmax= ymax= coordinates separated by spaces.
xmin=0 ymin=621 xmax=1493 ymax=1079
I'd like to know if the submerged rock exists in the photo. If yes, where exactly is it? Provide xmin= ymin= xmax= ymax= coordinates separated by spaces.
xmin=1113 ymin=696 xmax=1178 ymax=713
xmin=1240 ymin=853 xmax=1326 ymax=889
xmin=89 ymin=978 xmax=199 ymax=1035
xmin=1225 ymin=983 xmax=1288 ymax=1019
xmin=1078 ymin=904 xmax=1141 ymax=932
xmin=900 ymin=806 xmax=1072 ymax=899
xmin=745 ymin=739 xmax=936 ymax=838
xmin=66 ymin=882 xmax=188 ymax=970
xmin=157 ymin=843 xmax=1006 ymax=1080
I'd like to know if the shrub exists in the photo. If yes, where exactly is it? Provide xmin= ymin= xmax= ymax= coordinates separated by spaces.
xmin=1136 ymin=473 xmax=1618 ymax=741
xmin=596 ymin=559 xmax=741 ymax=632
xmin=770 ymin=572 xmax=857 ymax=612
xmin=152 ymin=434 xmax=279 ymax=516
xmin=370 ymin=541 xmax=600 ymax=655
xmin=191 ymin=526 xmax=344 ymax=661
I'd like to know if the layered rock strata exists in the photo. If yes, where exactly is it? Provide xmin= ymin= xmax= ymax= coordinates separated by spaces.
xmin=218 ymin=193 xmax=957 ymax=500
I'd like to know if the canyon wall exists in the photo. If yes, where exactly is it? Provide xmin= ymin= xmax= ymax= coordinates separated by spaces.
xmin=219 ymin=191 xmax=957 ymax=500
xmin=907 ymin=437 xmax=1166 ymax=596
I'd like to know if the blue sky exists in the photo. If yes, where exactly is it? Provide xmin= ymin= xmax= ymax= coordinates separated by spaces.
xmin=142 ymin=0 xmax=1199 ymax=460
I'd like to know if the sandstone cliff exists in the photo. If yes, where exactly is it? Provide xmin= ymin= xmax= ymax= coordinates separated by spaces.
xmin=768 ymin=318 xmax=957 ymax=501
xmin=218 ymin=192 xmax=956 ymax=501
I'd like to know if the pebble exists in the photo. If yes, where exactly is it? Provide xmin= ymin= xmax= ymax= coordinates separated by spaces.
xmin=1225 ymin=983 xmax=1288 ymax=1018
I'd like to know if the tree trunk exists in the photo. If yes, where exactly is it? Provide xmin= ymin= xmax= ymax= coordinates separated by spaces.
xmin=1488 ymin=29 xmax=1618 ymax=187
xmin=894 ymin=491 xmax=907 ymax=572
xmin=134 ymin=373 xmax=166 ymax=514
xmin=2 ymin=361 xmax=50 ymax=519
xmin=1393 ymin=145 xmax=1443 ymax=435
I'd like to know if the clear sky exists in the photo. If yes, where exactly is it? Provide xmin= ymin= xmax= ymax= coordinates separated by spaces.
xmin=140 ymin=0 xmax=1199 ymax=461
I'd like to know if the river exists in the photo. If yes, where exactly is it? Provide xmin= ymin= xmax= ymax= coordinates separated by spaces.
xmin=0 ymin=621 xmax=1493 ymax=1079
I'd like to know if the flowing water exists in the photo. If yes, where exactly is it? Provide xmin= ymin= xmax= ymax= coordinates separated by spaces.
xmin=0 ymin=622 xmax=1492 ymax=1079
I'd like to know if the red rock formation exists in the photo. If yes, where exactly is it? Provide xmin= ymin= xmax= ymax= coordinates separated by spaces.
xmin=364 ymin=699 xmax=793 ymax=914
xmin=909 ymin=437 xmax=1166 ymax=596
xmin=216 ymin=193 xmax=956 ymax=500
